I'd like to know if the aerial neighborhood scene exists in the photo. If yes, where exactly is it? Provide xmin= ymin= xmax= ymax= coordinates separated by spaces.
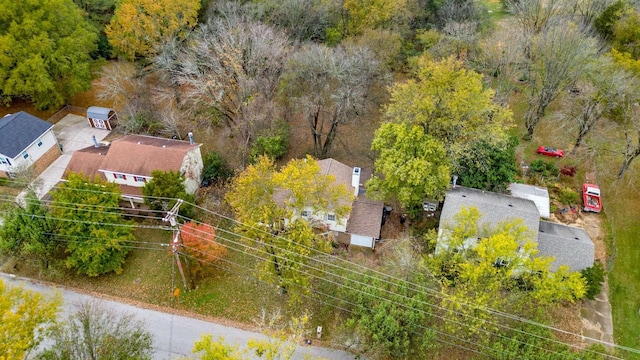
xmin=2 ymin=0 xmax=640 ymax=359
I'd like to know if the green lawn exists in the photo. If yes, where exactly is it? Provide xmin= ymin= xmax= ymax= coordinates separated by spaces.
xmin=482 ymin=0 xmax=508 ymax=22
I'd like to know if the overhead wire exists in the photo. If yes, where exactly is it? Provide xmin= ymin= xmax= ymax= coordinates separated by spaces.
xmin=0 ymin=187 xmax=633 ymax=358
xmin=175 ymin=218 xmax=602 ymax=359
xmin=179 ymin=205 xmax=627 ymax=358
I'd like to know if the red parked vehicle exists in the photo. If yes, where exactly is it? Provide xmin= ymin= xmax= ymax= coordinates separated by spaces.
xmin=583 ymin=183 xmax=602 ymax=213
xmin=537 ymin=146 xmax=564 ymax=158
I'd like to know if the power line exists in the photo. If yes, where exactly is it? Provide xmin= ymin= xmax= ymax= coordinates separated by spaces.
xmin=177 ymin=223 xmax=600 ymax=360
xmin=177 ymin=208 xmax=626 ymax=358
xmin=0 ymin=190 xmax=632 ymax=357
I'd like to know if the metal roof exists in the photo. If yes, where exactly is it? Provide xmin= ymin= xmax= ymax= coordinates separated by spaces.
xmin=508 ymin=183 xmax=551 ymax=218
xmin=0 ymin=112 xmax=53 ymax=158
xmin=87 ymin=106 xmax=114 ymax=120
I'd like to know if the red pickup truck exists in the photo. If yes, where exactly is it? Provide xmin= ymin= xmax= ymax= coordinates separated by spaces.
xmin=583 ymin=183 xmax=602 ymax=213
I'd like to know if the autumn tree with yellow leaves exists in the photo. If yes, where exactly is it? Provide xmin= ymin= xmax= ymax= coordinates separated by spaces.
xmin=0 ymin=279 xmax=61 ymax=359
xmin=106 ymin=0 xmax=200 ymax=60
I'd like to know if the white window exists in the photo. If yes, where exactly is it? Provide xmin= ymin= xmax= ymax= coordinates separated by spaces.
xmin=22 ymin=151 xmax=29 ymax=159
xmin=327 ymin=214 xmax=336 ymax=221
xmin=134 ymin=176 xmax=146 ymax=183
xmin=0 ymin=158 xmax=7 ymax=165
xmin=114 ymin=173 xmax=126 ymax=180
xmin=37 ymin=138 xmax=43 ymax=147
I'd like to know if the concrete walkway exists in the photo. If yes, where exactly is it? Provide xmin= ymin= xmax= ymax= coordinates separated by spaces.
xmin=581 ymin=279 xmax=615 ymax=349
xmin=17 ymin=114 xmax=110 ymax=201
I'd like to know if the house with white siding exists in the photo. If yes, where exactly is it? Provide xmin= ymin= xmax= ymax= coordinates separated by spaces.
xmin=0 ymin=112 xmax=60 ymax=178
xmin=63 ymin=134 xmax=203 ymax=206
xmin=305 ymin=159 xmax=385 ymax=249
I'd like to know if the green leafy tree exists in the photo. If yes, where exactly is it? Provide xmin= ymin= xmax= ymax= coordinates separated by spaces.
xmin=73 ymin=0 xmax=117 ymax=58
xmin=51 ymin=173 xmax=134 ymax=277
xmin=581 ymin=262 xmax=606 ymax=300
xmin=431 ymin=207 xmax=586 ymax=344
xmin=106 ymin=0 xmax=200 ymax=60
xmin=0 ymin=193 xmax=57 ymax=269
xmin=341 ymin=274 xmax=434 ymax=360
xmin=0 ymin=279 xmax=61 ymax=359
xmin=384 ymin=56 xmax=512 ymax=160
xmin=595 ymin=0 xmax=628 ymax=40
xmin=38 ymin=301 xmax=153 ymax=360
xmin=250 ymin=121 xmax=290 ymax=163
xmin=143 ymin=170 xmax=195 ymax=218
xmin=456 ymin=136 xmax=518 ymax=192
xmin=367 ymin=122 xmax=451 ymax=208
xmin=202 ymin=151 xmax=233 ymax=184
xmin=0 ymin=0 xmax=98 ymax=109
xmin=612 ymin=7 xmax=640 ymax=59
xmin=226 ymin=156 xmax=351 ymax=301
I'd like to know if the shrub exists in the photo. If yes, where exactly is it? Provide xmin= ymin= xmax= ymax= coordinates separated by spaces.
xmin=202 ymin=151 xmax=233 ymax=184
xmin=529 ymin=159 xmax=559 ymax=178
xmin=581 ymin=262 xmax=606 ymax=300
xmin=557 ymin=187 xmax=580 ymax=205
xmin=250 ymin=121 xmax=290 ymax=163
xmin=560 ymin=165 xmax=577 ymax=177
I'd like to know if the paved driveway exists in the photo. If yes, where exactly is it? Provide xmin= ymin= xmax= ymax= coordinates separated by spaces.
xmin=18 ymin=114 xmax=111 ymax=200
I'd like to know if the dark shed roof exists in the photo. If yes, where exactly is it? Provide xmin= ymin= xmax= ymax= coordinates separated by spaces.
xmin=0 ymin=112 xmax=53 ymax=158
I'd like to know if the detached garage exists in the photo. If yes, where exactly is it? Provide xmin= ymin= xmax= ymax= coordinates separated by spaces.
xmin=87 ymin=106 xmax=118 ymax=130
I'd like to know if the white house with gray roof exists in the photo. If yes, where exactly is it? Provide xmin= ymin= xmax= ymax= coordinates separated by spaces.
xmin=438 ymin=186 xmax=594 ymax=271
xmin=0 ymin=112 xmax=60 ymax=178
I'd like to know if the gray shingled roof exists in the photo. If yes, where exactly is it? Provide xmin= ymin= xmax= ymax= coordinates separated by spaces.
xmin=538 ymin=221 xmax=594 ymax=271
xmin=347 ymin=198 xmax=384 ymax=238
xmin=0 ymin=112 xmax=53 ymax=158
xmin=440 ymin=186 xmax=540 ymax=233
xmin=439 ymin=186 xmax=594 ymax=272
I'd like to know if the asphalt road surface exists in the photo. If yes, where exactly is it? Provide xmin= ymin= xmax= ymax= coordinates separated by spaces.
xmin=1 ymin=273 xmax=357 ymax=359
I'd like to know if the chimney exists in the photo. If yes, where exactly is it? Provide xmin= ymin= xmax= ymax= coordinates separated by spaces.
xmin=188 ymin=132 xmax=194 ymax=145
xmin=352 ymin=167 xmax=361 ymax=196
xmin=92 ymin=135 xmax=99 ymax=148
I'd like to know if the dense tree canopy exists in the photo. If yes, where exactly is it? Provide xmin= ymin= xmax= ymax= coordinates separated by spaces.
xmin=367 ymin=122 xmax=451 ymax=208
xmin=226 ymin=156 xmax=351 ymax=300
xmin=0 ymin=279 xmax=61 ymax=359
xmin=0 ymin=0 xmax=98 ymax=109
xmin=0 ymin=193 xmax=57 ymax=269
xmin=456 ymin=136 xmax=519 ymax=192
xmin=106 ymin=0 xmax=200 ymax=60
xmin=51 ymin=173 xmax=134 ymax=277
xmin=368 ymin=57 xmax=511 ymax=208
xmin=143 ymin=170 xmax=194 ymax=218
xmin=384 ymin=56 xmax=512 ymax=159
xmin=73 ymin=0 xmax=116 ymax=58
xmin=430 ymin=207 xmax=586 ymax=347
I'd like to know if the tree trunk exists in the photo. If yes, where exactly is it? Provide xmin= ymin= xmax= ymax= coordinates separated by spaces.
xmin=307 ymin=106 xmax=323 ymax=158
xmin=320 ymin=108 xmax=340 ymax=159
xmin=618 ymin=130 xmax=640 ymax=178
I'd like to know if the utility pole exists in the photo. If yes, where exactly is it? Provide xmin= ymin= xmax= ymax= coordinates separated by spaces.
xmin=163 ymin=199 xmax=189 ymax=291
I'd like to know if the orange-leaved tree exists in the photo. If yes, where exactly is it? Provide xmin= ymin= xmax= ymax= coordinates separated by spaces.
xmin=181 ymin=221 xmax=227 ymax=278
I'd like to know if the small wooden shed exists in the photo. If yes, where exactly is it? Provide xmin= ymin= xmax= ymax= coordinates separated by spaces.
xmin=87 ymin=106 xmax=117 ymax=130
